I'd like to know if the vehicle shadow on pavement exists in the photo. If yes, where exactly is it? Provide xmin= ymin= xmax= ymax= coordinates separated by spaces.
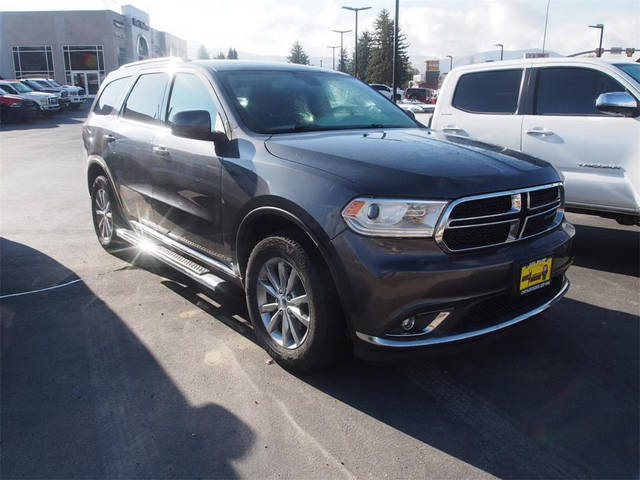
xmin=571 ymin=223 xmax=639 ymax=277
xmin=153 ymin=256 xmax=639 ymax=478
xmin=0 ymin=238 xmax=253 ymax=478
xmin=298 ymin=299 xmax=639 ymax=479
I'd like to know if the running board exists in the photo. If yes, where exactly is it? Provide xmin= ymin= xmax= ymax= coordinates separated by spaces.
xmin=116 ymin=228 xmax=226 ymax=291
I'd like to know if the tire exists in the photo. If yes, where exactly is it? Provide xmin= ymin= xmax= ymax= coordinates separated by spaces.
xmin=90 ymin=175 xmax=125 ymax=252
xmin=245 ymin=234 xmax=345 ymax=372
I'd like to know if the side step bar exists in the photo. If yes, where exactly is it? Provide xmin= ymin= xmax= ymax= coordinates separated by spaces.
xmin=116 ymin=228 xmax=226 ymax=291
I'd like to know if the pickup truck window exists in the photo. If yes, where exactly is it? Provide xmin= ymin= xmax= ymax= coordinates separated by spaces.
xmin=93 ymin=77 xmax=130 ymax=116
xmin=535 ymin=67 xmax=625 ymax=116
xmin=452 ymin=69 xmax=522 ymax=114
xmin=123 ymin=73 xmax=168 ymax=124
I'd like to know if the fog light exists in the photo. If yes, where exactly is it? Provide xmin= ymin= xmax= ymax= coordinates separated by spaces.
xmin=401 ymin=316 xmax=415 ymax=331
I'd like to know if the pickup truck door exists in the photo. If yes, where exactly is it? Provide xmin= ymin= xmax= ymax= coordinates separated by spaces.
xmin=521 ymin=66 xmax=640 ymax=213
xmin=433 ymin=67 xmax=525 ymax=150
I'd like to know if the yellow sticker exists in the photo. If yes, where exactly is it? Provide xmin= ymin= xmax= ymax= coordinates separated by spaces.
xmin=520 ymin=257 xmax=553 ymax=293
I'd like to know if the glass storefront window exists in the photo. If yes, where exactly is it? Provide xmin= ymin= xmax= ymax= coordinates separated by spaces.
xmin=63 ymin=45 xmax=105 ymax=95
xmin=12 ymin=46 xmax=54 ymax=78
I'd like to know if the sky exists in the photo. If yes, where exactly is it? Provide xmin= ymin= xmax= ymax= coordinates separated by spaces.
xmin=2 ymin=0 xmax=639 ymax=66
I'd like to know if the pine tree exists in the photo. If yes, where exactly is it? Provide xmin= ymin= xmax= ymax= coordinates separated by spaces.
xmin=227 ymin=47 xmax=238 ymax=59
xmin=352 ymin=31 xmax=373 ymax=81
xmin=215 ymin=52 xmax=226 ymax=59
xmin=197 ymin=44 xmax=210 ymax=60
xmin=366 ymin=9 xmax=412 ymax=87
xmin=338 ymin=47 xmax=349 ymax=73
xmin=287 ymin=41 xmax=310 ymax=65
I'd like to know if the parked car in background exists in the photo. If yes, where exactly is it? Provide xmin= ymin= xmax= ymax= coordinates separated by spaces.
xmin=83 ymin=59 xmax=573 ymax=371
xmin=20 ymin=78 xmax=70 ymax=110
xmin=369 ymin=83 xmax=403 ymax=100
xmin=0 ymin=86 xmax=34 ymax=124
xmin=0 ymin=80 xmax=59 ymax=116
xmin=432 ymin=58 xmax=640 ymax=225
xmin=405 ymin=87 xmax=436 ymax=104
xmin=396 ymin=99 xmax=435 ymax=126
xmin=25 ymin=78 xmax=86 ymax=109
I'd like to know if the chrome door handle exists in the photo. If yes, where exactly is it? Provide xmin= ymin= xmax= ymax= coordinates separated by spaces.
xmin=152 ymin=145 xmax=169 ymax=156
xmin=103 ymin=134 xmax=116 ymax=142
xmin=441 ymin=125 xmax=462 ymax=132
xmin=525 ymin=128 xmax=554 ymax=136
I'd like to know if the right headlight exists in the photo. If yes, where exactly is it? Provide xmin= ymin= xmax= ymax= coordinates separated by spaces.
xmin=342 ymin=198 xmax=448 ymax=237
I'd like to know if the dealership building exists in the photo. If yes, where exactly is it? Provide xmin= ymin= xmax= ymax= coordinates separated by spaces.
xmin=0 ymin=5 xmax=187 ymax=95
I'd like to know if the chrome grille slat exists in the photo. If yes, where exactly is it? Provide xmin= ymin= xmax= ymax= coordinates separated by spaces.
xmin=435 ymin=183 xmax=563 ymax=253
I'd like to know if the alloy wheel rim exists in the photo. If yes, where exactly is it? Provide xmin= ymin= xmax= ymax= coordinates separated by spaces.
xmin=94 ymin=187 xmax=113 ymax=242
xmin=256 ymin=257 xmax=310 ymax=349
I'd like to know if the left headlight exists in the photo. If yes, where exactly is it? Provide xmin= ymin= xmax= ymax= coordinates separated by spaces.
xmin=342 ymin=198 xmax=448 ymax=237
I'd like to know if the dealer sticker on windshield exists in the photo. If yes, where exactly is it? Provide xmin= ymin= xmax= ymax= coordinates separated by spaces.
xmin=519 ymin=257 xmax=553 ymax=294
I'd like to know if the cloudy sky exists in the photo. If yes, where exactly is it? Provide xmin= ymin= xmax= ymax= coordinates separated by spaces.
xmin=4 ymin=0 xmax=639 ymax=64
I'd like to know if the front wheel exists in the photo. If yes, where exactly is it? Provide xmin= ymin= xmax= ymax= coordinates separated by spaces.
xmin=245 ymin=235 xmax=345 ymax=371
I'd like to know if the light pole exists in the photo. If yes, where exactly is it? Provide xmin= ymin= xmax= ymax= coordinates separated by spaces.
xmin=494 ymin=43 xmax=504 ymax=61
xmin=342 ymin=6 xmax=371 ymax=78
xmin=446 ymin=55 xmax=453 ymax=71
xmin=332 ymin=29 xmax=352 ymax=72
xmin=327 ymin=45 xmax=339 ymax=70
xmin=589 ymin=23 xmax=604 ymax=57
xmin=391 ymin=0 xmax=399 ymax=103
xmin=542 ymin=0 xmax=551 ymax=54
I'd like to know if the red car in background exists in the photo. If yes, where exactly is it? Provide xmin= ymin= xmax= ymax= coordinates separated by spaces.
xmin=0 ymin=86 xmax=37 ymax=124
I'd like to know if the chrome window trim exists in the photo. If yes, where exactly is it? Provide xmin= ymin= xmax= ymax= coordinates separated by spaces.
xmin=435 ymin=182 xmax=563 ymax=253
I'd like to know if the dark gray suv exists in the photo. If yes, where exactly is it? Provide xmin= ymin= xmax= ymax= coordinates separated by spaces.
xmin=83 ymin=59 xmax=574 ymax=371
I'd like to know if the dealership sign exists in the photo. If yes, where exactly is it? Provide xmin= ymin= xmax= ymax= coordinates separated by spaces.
xmin=132 ymin=17 xmax=150 ymax=31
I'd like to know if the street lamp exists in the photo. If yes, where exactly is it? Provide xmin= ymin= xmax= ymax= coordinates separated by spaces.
xmin=342 ymin=6 xmax=371 ymax=78
xmin=589 ymin=23 xmax=604 ymax=57
xmin=391 ymin=0 xmax=399 ymax=103
xmin=446 ymin=55 xmax=453 ymax=71
xmin=332 ymin=29 xmax=352 ymax=72
xmin=494 ymin=43 xmax=504 ymax=61
xmin=327 ymin=45 xmax=339 ymax=70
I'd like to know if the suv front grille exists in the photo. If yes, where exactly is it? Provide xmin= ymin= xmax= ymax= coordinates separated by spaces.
xmin=436 ymin=184 xmax=563 ymax=252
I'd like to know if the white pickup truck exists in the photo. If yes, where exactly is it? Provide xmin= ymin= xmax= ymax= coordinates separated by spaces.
xmin=431 ymin=57 xmax=640 ymax=225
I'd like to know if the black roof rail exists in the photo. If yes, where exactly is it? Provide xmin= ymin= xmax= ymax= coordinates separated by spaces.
xmin=119 ymin=56 xmax=190 ymax=70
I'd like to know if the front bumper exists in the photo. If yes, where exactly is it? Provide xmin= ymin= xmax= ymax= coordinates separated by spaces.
xmin=329 ymin=217 xmax=574 ymax=353
xmin=70 ymin=97 xmax=86 ymax=104
xmin=40 ymin=103 xmax=60 ymax=111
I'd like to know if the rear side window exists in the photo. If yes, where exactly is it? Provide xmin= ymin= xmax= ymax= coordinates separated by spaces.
xmin=453 ymin=69 xmax=522 ymax=114
xmin=535 ymin=67 xmax=626 ymax=115
xmin=93 ymin=77 xmax=130 ymax=116
xmin=123 ymin=73 xmax=168 ymax=123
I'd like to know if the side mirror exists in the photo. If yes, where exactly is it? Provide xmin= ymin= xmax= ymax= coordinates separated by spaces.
xmin=170 ymin=110 xmax=214 ymax=141
xmin=403 ymin=109 xmax=416 ymax=120
xmin=596 ymin=92 xmax=640 ymax=117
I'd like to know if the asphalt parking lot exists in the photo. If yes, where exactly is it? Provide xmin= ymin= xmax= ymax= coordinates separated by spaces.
xmin=1 ymin=109 xmax=638 ymax=479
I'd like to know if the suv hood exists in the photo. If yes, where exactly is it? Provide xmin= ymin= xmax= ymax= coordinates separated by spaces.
xmin=265 ymin=128 xmax=560 ymax=199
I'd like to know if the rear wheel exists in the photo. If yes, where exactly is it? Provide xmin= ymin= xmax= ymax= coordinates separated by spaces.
xmin=245 ymin=234 xmax=345 ymax=371
xmin=91 ymin=175 xmax=124 ymax=252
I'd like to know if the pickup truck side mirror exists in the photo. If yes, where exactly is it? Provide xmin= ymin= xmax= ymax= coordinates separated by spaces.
xmin=596 ymin=92 xmax=640 ymax=117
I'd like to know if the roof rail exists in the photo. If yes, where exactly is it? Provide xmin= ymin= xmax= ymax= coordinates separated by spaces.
xmin=119 ymin=56 xmax=189 ymax=69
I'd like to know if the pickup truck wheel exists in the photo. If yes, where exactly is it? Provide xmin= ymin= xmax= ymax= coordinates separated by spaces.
xmin=246 ymin=235 xmax=344 ymax=372
xmin=91 ymin=176 xmax=124 ymax=251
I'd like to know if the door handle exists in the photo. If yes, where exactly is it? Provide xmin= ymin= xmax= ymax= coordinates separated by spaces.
xmin=525 ymin=128 xmax=554 ymax=136
xmin=441 ymin=125 xmax=462 ymax=132
xmin=152 ymin=145 xmax=170 ymax=156
xmin=103 ymin=134 xmax=116 ymax=142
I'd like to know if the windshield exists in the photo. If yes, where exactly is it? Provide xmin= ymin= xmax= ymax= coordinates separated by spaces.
xmin=11 ymin=82 xmax=32 ymax=93
xmin=24 ymin=80 xmax=43 ymax=90
xmin=217 ymin=70 xmax=416 ymax=134
xmin=35 ymin=80 xmax=53 ymax=88
xmin=614 ymin=63 xmax=640 ymax=84
xmin=47 ymin=80 xmax=62 ymax=87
